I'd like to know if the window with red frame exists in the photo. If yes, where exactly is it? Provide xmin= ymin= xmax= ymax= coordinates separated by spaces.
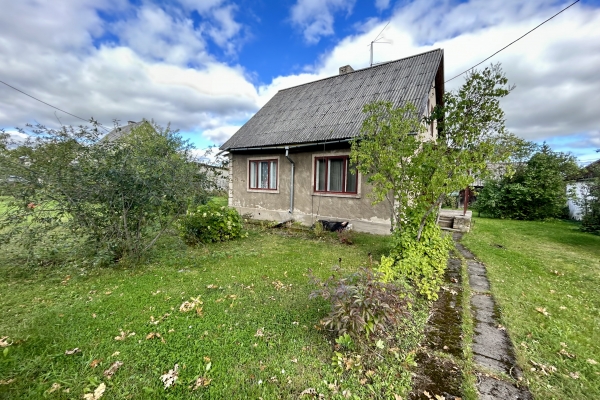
xmin=314 ymin=156 xmax=357 ymax=194
xmin=249 ymin=159 xmax=277 ymax=190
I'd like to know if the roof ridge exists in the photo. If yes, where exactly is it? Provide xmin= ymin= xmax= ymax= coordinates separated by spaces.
xmin=279 ymin=48 xmax=443 ymax=92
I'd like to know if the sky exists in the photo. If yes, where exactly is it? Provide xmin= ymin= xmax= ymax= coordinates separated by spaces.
xmin=1 ymin=0 xmax=599 ymax=165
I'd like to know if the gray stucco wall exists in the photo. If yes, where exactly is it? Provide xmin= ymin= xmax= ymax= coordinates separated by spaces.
xmin=228 ymin=148 xmax=392 ymax=234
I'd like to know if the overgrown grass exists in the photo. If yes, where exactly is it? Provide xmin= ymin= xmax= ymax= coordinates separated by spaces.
xmin=0 ymin=224 xmax=426 ymax=399
xmin=462 ymin=218 xmax=600 ymax=399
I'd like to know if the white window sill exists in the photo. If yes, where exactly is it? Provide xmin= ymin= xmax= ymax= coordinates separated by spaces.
xmin=247 ymin=188 xmax=280 ymax=194
xmin=312 ymin=192 xmax=361 ymax=199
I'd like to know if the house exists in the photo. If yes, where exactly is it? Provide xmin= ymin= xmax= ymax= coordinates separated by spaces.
xmin=568 ymin=159 xmax=599 ymax=220
xmin=103 ymin=120 xmax=149 ymax=142
xmin=220 ymin=49 xmax=445 ymax=234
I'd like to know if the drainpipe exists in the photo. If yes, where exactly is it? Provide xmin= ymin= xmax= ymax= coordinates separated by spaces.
xmin=285 ymin=147 xmax=295 ymax=214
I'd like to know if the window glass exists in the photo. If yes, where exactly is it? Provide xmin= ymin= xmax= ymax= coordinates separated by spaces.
xmin=328 ymin=159 xmax=343 ymax=192
xmin=259 ymin=161 xmax=269 ymax=189
xmin=346 ymin=162 xmax=357 ymax=193
xmin=316 ymin=159 xmax=326 ymax=191
xmin=269 ymin=161 xmax=277 ymax=189
xmin=249 ymin=161 xmax=256 ymax=188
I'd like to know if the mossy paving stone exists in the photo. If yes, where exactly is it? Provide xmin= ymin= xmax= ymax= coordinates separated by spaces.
xmin=455 ymin=239 xmax=533 ymax=400
xmin=409 ymin=256 xmax=463 ymax=400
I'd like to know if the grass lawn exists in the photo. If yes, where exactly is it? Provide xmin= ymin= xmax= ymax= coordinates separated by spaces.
xmin=0 ymin=224 xmax=425 ymax=399
xmin=462 ymin=218 xmax=600 ymax=399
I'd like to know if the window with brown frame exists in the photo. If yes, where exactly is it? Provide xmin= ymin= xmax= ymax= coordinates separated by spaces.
xmin=314 ymin=156 xmax=358 ymax=194
xmin=248 ymin=159 xmax=277 ymax=190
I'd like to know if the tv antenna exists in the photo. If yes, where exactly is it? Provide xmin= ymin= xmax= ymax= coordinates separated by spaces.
xmin=369 ymin=21 xmax=392 ymax=67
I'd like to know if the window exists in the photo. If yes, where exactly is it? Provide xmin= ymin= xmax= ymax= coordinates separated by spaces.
xmin=314 ymin=156 xmax=357 ymax=194
xmin=249 ymin=159 xmax=277 ymax=190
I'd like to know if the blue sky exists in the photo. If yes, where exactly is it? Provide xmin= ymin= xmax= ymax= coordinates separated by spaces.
xmin=1 ymin=0 xmax=599 ymax=165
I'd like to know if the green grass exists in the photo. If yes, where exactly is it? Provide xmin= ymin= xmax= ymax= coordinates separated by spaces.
xmin=0 ymin=225 xmax=425 ymax=399
xmin=462 ymin=218 xmax=600 ymax=399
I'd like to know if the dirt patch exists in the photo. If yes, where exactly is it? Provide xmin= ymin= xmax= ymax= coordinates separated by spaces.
xmin=409 ymin=256 xmax=464 ymax=399
xmin=410 ymin=353 xmax=463 ymax=400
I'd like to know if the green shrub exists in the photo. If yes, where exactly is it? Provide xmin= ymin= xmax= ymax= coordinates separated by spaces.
xmin=378 ymin=223 xmax=452 ymax=300
xmin=310 ymin=267 xmax=412 ymax=343
xmin=177 ymin=204 xmax=243 ymax=244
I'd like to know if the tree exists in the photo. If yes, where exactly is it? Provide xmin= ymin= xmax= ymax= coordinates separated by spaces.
xmin=350 ymin=64 xmax=517 ymax=299
xmin=476 ymin=143 xmax=580 ymax=220
xmin=0 ymin=121 xmax=210 ymax=264
xmin=580 ymin=162 xmax=600 ymax=233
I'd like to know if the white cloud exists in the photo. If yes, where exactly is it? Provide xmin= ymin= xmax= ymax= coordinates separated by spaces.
xmin=0 ymin=0 xmax=257 ymax=144
xmin=267 ymin=0 xmax=600 ymax=150
xmin=201 ymin=125 xmax=242 ymax=144
xmin=375 ymin=0 xmax=390 ymax=11
xmin=290 ymin=0 xmax=356 ymax=43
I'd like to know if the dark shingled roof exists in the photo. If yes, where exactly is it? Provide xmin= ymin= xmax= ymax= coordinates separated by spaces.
xmin=102 ymin=121 xmax=147 ymax=142
xmin=221 ymin=49 xmax=444 ymax=150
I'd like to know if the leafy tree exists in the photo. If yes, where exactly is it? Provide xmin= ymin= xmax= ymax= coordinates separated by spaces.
xmin=476 ymin=143 xmax=580 ymax=220
xmin=351 ymin=64 xmax=517 ymax=298
xmin=580 ymin=162 xmax=600 ymax=233
xmin=0 ymin=121 xmax=210 ymax=264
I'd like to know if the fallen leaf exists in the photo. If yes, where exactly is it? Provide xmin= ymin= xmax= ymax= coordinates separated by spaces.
xmin=291 ymin=358 xmax=298 ymax=363
xmin=558 ymin=349 xmax=576 ymax=359
xmin=359 ymin=378 xmax=367 ymax=385
xmin=46 ymin=383 xmax=61 ymax=393
xmin=90 ymin=359 xmax=103 ymax=368
xmin=0 ymin=378 xmax=16 ymax=385
xmin=300 ymin=387 xmax=318 ymax=396
xmin=83 ymin=382 xmax=106 ymax=400
xmin=394 ymin=395 xmax=403 ymax=400
xmin=110 ymin=351 xmax=120 ymax=357
xmin=587 ymin=359 xmax=598 ymax=365
xmin=103 ymin=361 xmax=123 ymax=379
xmin=92 ymin=313 xmax=97 ymax=318
xmin=535 ymin=307 xmax=549 ymax=317
xmin=0 ymin=337 xmax=12 ymax=347
xmin=160 ymin=364 xmax=179 ymax=389
xmin=204 ymin=356 xmax=211 ymax=362
xmin=65 ymin=348 xmax=81 ymax=355
xmin=206 ymin=284 xmax=218 ymax=289
xmin=190 ymin=376 xmax=212 ymax=390
xmin=570 ymin=371 xmax=580 ymax=379
xmin=255 ymin=328 xmax=264 ymax=337
xmin=423 ymin=391 xmax=432 ymax=399
xmin=559 ymin=306 xmax=567 ymax=310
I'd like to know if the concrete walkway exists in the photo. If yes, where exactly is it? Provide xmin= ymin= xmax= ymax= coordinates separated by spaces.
xmin=454 ymin=235 xmax=532 ymax=400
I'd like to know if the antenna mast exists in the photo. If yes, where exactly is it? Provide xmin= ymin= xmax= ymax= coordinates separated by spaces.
xmin=369 ymin=21 xmax=391 ymax=67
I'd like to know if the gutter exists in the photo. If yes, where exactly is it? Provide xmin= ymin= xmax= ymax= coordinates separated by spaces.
xmin=285 ymin=147 xmax=295 ymax=214
xmin=222 ymin=138 xmax=353 ymax=153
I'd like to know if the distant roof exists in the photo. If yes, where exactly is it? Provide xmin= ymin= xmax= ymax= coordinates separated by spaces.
xmin=102 ymin=121 xmax=147 ymax=142
xmin=221 ymin=49 xmax=444 ymax=150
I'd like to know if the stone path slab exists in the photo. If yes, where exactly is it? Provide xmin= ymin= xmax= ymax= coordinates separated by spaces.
xmin=454 ymin=238 xmax=532 ymax=400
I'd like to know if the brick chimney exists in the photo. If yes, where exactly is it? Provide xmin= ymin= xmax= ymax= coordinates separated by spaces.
xmin=339 ymin=65 xmax=354 ymax=75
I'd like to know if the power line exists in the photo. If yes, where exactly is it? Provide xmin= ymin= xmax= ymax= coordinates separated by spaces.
xmin=445 ymin=0 xmax=581 ymax=83
xmin=0 ymin=79 xmax=110 ymax=132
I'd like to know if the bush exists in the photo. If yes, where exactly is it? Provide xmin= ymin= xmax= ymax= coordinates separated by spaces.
xmin=0 ymin=121 xmax=210 ymax=263
xmin=378 ymin=223 xmax=452 ymax=300
xmin=310 ymin=267 xmax=412 ymax=343
xmin=475 ymin=144 xmax=580 ymax=220
xmin=581 ymin=177 xmax=600 ymax=234
xmin=177 ymin=203 xmax=243 ymax=244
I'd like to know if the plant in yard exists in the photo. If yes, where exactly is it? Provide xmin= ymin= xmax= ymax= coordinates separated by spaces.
xmin=580 ymin=162 xmax=600 ymax=234
xmin=310 ymin=267 xmax=412 ymax=344
xmin=351 ymin=64 xmax=517 ymax=298
xmin=475 ymin=143 xmax=580 ymax=220
xmin=0 ymin=121 xmax=210 ymax=264
xmin=177 ymin=203 xmax=243 ymax=244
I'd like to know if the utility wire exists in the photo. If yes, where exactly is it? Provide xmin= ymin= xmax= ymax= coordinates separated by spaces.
xmin=445 ymin=0 xmax=581 ymax=83
xmin=0 ymin=79 xmax=110 ymax=132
